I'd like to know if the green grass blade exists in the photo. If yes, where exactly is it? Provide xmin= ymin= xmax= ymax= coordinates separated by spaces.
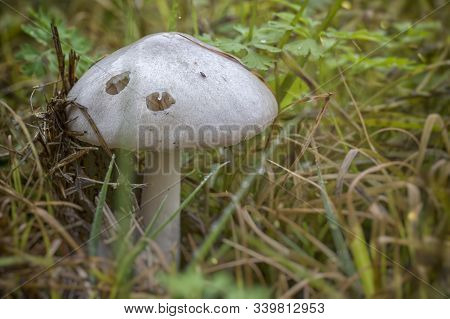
xmin=350 ymin=225 xmax=375 ymax=297
xmin=188 ymin=115 xmax=302 ymax=270
xmin=191 ymin=0 xmax=199 ymax=36
xmin=150 ymin=162 xmax=228 ymax=240
xmin=112 ymin=162 xmax=228 ymax=297
xmin=110 ymin=195 xmax=168 ymax=298
xmin=88 ymin=154 xmax=115 ymax=257
xmin=316 ymin=161 xmax=357 ymax=277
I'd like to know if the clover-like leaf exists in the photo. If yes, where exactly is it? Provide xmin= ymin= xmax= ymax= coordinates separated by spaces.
xmin=284 ymin=38 xmax=322 ymax=60
xmin=242 ymin=49 xmax=274 ymax=70
xmin=252 ymin=42 xmax=281 ymax=53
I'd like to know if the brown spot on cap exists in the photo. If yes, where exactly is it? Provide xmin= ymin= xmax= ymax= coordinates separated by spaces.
xmin=105 ymin=71 xmax=130 ymax=95
xmin=146 ymin=91 xmax=176 ymax=111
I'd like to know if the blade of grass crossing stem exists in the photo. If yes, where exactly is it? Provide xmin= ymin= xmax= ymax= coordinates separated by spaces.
xmin=150 ymin=162 xmax=229 ymax=239
xmin=110 ymin=195 xmax=168 ymax=298
xmin=112 ymin=162 xmax=228 ymax=297
xmin=88 ymin=154 xmax=115 ymax=257
xmin=145 ymin=195 xmax=168 ymax=237
xmin=114 ymin=151 xmax=135 ymax=261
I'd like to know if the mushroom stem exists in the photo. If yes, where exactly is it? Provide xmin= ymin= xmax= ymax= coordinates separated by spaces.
xmin=141 ymin=150 xmax=180 ymax=264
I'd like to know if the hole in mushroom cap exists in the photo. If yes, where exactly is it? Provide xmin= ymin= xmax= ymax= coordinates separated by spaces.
xmin=146 ymin=91 xmax=176 ymax=111
xmin=105 ymin=71 xmax=130 ymax=95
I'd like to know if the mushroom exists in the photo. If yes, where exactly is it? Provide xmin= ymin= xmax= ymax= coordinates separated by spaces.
xmin=66 ymin=32 xmax=278 ymax=264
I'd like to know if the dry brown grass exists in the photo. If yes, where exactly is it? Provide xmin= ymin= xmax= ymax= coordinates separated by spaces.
xmin=0 ymin=0 xmax=449 ymax=298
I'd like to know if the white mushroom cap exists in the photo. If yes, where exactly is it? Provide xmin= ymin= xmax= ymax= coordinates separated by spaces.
xmin=67 ymin=32 xmax=278 ymax=150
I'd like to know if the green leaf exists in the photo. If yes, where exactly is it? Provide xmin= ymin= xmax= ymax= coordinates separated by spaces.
xmin=17 ymin=7 xmax=95 ymax=78
xmin=320 ymin=37 xmax=337 ymax=50
xmin=242 ymin=50 xmax=274 ymax=70
xmin=253 ymin=21 xmax=294 ymax=44
xmin=16 ymin=43 xmax=41 ymax=61
xmin=214 ymin=38 xmax=247 ymax=53
xmin=21 ymin=24 xmax=50 ymax=46
xmin=252 ymin=42 xmax=281 ymax=53
xmin=274 ymin=12 xmax=296 ymax=22
xmin=233 ymin=24 xmax=249 ymax=36
xmin=392 ymin=21 xmax=442 ymax=45
xmin=16 ymin=44 xmax=46 ymax=76
xmin=284 ymin=38 xmax=322 ymax=60
xmin=326 ymin=29 xmax=388 ymax=42
xmin=22 ymin=61 xmax=46 ymax=77
xmin=266 ymin=20 xmax=294 ymax=32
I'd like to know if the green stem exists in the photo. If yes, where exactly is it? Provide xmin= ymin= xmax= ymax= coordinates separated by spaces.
xmin=88 ymin=154 xmax=115 ymax=257
xmin=247 ymin=0 xmax=257 ymax=42
xmin=191 ymin=0 xmax=199 ymax=36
